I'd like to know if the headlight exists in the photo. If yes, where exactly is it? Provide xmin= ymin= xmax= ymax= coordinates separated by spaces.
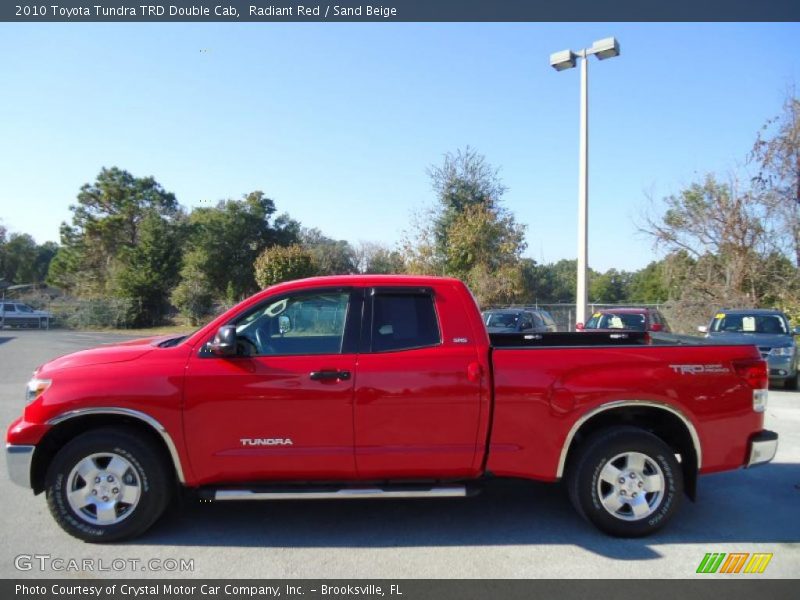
xmin=25 ymin=378 xmax=51 ymax=403
xmin=770 ymin=347 xmax=795 ymax=357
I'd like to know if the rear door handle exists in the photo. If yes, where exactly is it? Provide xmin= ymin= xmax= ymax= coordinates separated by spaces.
xmin=310 ymin=370 xmax=351 ymax=381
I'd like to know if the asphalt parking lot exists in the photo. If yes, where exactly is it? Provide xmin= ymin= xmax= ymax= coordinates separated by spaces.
xmin=0 ymin=329 xmax=798 ymax=579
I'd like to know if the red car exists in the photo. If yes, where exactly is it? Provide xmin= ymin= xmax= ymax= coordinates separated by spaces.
xmin=577 ymin=307 xmax=671 ymax=333
xmin=6 ymin=276 xmax=775 ymax=542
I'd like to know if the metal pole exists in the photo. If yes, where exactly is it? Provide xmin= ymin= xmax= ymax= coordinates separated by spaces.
xmin=576 ymin=50 xmax=589 ymax=327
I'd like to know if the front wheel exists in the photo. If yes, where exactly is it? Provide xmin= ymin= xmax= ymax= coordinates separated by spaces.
xmin=45 ymin=428 xmax=172 ymax=542
xmin=567 ymin=427 xmax=682 ymax=537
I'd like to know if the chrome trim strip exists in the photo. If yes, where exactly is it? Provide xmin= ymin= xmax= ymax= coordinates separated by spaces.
xmin=214 ymin=486 xmax=467 ymax=501
xmin=46 ymin=408 xmax=186 ymax=483
xmin=746 ymin=438 xmax=778 ymax=468
xmin=6 ymin=444 xmax=35 ymax=489
xmin=555 ymin=400 xmax=702 ymax=479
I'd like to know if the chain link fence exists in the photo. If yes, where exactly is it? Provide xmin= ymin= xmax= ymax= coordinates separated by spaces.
xmin=2 ymin=288 xmax=138 ymax=329
xmin=485 ymin=302 xmax=674 ymax=332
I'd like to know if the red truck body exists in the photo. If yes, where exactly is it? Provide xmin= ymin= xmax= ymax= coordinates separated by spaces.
xmin=6 ymin=275 xmax=777 ymax=541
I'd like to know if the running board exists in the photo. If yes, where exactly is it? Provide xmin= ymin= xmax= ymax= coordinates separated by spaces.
xmin=209 ymin=485 xmax=468 ymax=502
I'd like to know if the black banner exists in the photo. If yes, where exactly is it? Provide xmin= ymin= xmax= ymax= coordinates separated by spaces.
xmin=3 ymin=0 xmax=800 ymax=22
xmin=4 ymin=580 xmax=800 ymax=600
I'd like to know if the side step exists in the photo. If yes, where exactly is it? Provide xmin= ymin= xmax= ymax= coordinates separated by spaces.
xmin=207 ymin=484 xmax=469 ymax=502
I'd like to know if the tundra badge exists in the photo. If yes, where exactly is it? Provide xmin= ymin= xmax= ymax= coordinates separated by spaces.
xmin=240 ymin=438 xmax=294 ymax=446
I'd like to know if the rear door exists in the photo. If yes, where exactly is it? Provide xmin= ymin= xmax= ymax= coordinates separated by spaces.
xmin=353 ymin=286 xmax=484 ymax=479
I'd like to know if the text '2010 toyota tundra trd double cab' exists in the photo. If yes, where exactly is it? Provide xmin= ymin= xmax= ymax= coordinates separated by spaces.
xmin=6 ymin=275 xmax=778 ymax=542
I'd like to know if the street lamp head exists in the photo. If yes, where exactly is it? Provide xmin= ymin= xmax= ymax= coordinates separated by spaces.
xmin=590 ymin=37 xmax=620 ymax=60
xmin=550 ymin=49 xmax=577 ymax=71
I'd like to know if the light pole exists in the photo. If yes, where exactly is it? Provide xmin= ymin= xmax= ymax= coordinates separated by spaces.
xmin=550 ymin=37 xmax=620 ymax=328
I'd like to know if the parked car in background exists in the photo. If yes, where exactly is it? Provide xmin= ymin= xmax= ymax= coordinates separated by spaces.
xmin=0 ymin=302 xmax=53 ymax=328
xmin=699 ymin=309 xmax=799 ymax=390
xmin=483 ymin=307 xmax=558 ymax=333
xmin=577 ymin=307 xmax=670 ymax=333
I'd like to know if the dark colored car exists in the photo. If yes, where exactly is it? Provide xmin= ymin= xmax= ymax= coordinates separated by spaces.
xmin=700 ymin=308 xmax=799 ymax=389
xmin=483 ymin=308 xmax=558 ymax=334
xmin=578 ymin=307 xmax=670 ymax=333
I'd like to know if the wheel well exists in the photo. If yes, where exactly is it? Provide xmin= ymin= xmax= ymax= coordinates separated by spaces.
xmin=31 ymin=415 xmax=178 ymax=494
xmin=563 ymin=406 xmax=699 ymax=500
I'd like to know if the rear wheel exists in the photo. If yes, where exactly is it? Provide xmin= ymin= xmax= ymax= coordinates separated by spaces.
xmin=567 ymin=426 xmax=682 ymax=537
xmin=45 ymin=428 xmax=171 ymax=542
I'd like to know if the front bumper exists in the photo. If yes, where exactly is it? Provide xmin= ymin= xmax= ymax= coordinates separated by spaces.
xmin=5 ymin=444 xmax=34 ymax=488
xmin=767 ymin=355 xmax=796 ymax=379
xmin=746 ymin=430 xmax=778 ymax=468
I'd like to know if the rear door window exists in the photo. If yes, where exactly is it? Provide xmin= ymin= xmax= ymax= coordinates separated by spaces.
xmin=370 ymin=291 xmax=441 ymax=352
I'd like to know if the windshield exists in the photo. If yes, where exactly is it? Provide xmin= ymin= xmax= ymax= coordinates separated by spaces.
xmin=485 ymin=313 xmax=519 ymax=328
xmin=710 ymin=313 xmax=788 ymax=334
xmin=16 ymin=304 xmax=34 ymax=313
xmin=585 ymin=312 xmax=646 ymax=331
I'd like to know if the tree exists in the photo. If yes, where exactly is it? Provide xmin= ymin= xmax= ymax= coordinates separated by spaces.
xmin=70 ymin=167 xmax=180 ymax=249
xmin=177 ymin=191 xmax=300 ymax=302
xmin=590 ymin=269 xmax=632 ymax=304
xmin=300 ymin=228 xmax=356 ymax=275
xmin=642 ymin=174 xmax=793 ymax=309
xmin=354 ymin=241 xmax=405 ymax=274
xmin=1 ymin=233 xmax=38 ymax=284
xmin=0 ymin=229 xmax=60 ymax=286
xmin=110 ymin=213 xmax=183 ymax=326
xmin=33 ymin=242 xmax=59 ymax=283
xmin=171 ymin=260 xmax=215 ymax=326
xmin=628 ymin=260 xmax=669 ymax=303
xmin=428 ymin=146 xmax=507 ymax=257
xmin=752 ymin=93 xmax=800 ymax=266
xmin=403 ymin=148 xmax=528 ymax=306
xmin=542 ymin=259 xmax=579 ymax=303
xmin=444 ymin=203 xmax=527 ymax=305
xmin=46 ymin=167 xmax=184 ymax=325
xmin=254 ymin=244 xmax=318 ymax=288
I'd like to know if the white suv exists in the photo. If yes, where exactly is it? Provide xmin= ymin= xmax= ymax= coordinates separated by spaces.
xmin=0 ymin=302 xmax=53 ymax=328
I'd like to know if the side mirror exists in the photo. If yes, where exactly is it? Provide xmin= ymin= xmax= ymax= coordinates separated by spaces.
xmin=210 ymin=325 xmax=237 ymax=356
xmin=697 ymin=325 xmax=708 ymax=334
xmin=793 ymin=326 xmax=800 ymax=335
xmin=650 ymin=323 xmax=663 ymax=332
xmin=576 ymin=322 xmax=585 ymax=331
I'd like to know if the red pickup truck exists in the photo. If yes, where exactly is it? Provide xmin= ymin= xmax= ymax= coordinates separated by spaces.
xmin=6 ymin=275 xmax=778 ymax=542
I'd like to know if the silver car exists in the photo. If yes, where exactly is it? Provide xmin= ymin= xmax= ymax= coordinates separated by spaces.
xmin=0 ymin=302 xmax=53 ymax=328
xmin=700 ymin=308 xmax=799 ymax=390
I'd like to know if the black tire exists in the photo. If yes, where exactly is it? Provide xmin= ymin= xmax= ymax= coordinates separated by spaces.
xmin=567 ymin=426 xmax=682 ymax=537
xmin=784 ymin=373 xmax=798 ymax=391
xmin=45 ymin=427 xmax=172 ymax=543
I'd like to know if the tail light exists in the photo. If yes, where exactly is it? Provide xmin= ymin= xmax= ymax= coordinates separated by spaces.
xmin=733 ymin=358 xmax=768 ymax=413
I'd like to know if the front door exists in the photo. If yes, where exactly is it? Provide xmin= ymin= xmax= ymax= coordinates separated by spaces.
xmin=183 ymin=289 xmax=359 ymax=485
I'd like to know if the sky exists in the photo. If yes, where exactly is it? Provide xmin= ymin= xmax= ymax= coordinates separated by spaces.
xmin=1 ymin=22 xmax=798 ymax=272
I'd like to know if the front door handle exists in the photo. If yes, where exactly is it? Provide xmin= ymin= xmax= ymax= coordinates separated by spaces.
xmin=310 ymin=370 xmax=351 ymax=381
